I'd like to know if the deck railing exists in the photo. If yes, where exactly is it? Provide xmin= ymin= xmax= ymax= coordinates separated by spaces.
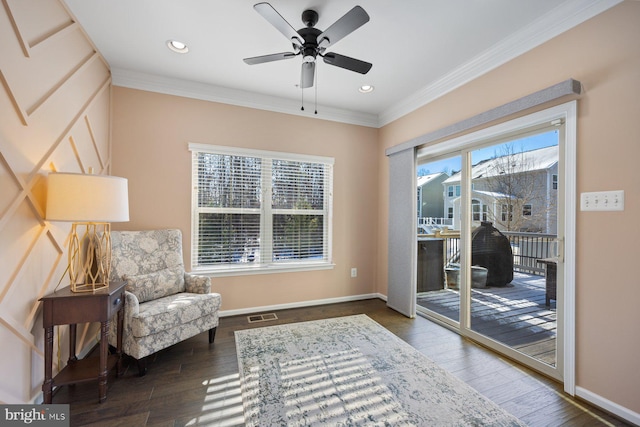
xmin=418 ymin=217 xmax=453 ymax=227
xmin=503 ymin=232 xmax=557 ymax=275
xmin=418 ymin=217 xmax=453 ymax=233
xmin=417 ymin=230 xmax=557 ymax=276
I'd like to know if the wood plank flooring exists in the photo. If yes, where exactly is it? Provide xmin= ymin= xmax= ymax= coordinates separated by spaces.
xmin=417 ymin=272 xmax=557 ymax=365
xmin=54 ymin=299 xmax=630 ymax=426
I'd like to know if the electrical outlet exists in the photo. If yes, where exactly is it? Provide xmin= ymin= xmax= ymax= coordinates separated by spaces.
xmin=350 ymin=268 xmax=357 ymax=278
xmin=580 ymin=190 xmax=624 ymax=211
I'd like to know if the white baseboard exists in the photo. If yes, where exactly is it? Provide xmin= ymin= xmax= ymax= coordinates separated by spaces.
xmin=219 ymin=293 xmax=387 ymax=318
xmin=575 ymin=386 xmax=640 ymax=426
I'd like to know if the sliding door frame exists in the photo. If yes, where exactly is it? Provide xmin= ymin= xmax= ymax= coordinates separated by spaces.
xmin=415 ymin=101 xmax=577 ymax=394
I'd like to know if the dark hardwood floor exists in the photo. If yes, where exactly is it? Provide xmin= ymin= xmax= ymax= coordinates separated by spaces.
xmin=55 ymin=298 xmax=629 ymax=426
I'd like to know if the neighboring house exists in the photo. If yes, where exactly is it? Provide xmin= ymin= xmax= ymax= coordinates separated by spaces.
xmin=442 ymin=146 xmax=558 ymax=233
xmin=417 ymin=172 xmax=448 ymax=230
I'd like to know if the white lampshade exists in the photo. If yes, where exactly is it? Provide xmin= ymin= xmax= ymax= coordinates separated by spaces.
xmin=46 ymin=172 xmax=129 ymax=222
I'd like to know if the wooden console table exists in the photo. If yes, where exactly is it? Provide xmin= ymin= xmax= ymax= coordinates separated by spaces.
xmin=40 ymin=281 xmax=125 ymax=404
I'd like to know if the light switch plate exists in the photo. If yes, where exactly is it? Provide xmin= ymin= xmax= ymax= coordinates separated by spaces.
xmin=580 ymin=190 xmax=624 ymax=211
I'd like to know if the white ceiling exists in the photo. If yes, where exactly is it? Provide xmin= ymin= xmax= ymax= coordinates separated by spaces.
xmin=63 ymin=0 xmax=620 ymax=127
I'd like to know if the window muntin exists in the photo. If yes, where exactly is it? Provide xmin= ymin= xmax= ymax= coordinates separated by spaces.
xmin=190 ymin=144 xmax=333 ymax=274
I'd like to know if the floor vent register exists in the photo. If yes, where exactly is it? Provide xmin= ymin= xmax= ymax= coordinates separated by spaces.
xmin=247 ymin=313 xmax=278 ymax=323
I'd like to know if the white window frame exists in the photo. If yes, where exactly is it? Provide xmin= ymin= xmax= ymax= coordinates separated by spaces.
xmin=189 ymin=143 xmax=334 ymax=276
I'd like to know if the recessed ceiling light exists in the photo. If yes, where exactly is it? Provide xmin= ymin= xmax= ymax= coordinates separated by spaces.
xmin=359 ymin=85 xmax=374 ymax=93
xmin=167 ymin=40 xmax=189 ymax=53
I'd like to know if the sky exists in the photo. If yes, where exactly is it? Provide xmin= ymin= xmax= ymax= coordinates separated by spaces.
xmin=417 ymin=130 xmax=559 ymax=176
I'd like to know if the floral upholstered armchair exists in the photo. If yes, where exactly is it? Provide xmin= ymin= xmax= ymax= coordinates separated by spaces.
xmin=107 ymin=229 xmax=221 ymax=375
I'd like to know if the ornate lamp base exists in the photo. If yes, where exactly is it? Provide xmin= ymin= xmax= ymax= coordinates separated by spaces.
xmin=68 ymin=222 xmax=111 ymax=292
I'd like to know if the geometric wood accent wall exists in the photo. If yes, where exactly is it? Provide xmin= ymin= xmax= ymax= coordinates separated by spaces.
xmin=0 ymin=0 xmax=111 ymax=403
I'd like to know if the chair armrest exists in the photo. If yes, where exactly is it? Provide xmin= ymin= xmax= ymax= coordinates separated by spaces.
xmin=123 ymin=291 xmax=140 ymax=317
xmin=184 ymin=273 xmax=211 ymax=294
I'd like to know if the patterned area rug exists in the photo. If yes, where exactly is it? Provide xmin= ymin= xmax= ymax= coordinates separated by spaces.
xmin=235 ymin=314 xmax=527 ymax=426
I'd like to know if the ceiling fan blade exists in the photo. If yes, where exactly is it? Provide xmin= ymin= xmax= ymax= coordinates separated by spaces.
xmin=301 ymin=62 xmax=315 ymax=88
xmin=244 ymin=52 xmax=297 ymax=65
xmin=323 ymin=53 xmax=372 ymax=74
xmin=316 ymin=6 xmax=369 ymax=49
xmin=254 ymin=2 xmax=302 ymax=47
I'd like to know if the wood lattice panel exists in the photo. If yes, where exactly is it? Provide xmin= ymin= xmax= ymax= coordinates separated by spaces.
xmin=0 ymin=0 xmax=111 ymax=404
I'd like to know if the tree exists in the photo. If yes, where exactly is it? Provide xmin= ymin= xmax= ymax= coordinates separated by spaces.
xmin=476 ymin=144 xmax=556 ymax=232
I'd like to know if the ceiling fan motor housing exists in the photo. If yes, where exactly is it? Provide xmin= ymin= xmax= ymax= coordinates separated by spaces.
xmin=298 ymin=26 xmax=322 ymax=63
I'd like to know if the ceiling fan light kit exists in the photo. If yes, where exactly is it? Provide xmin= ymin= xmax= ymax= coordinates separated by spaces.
xmin=243 ymin=2 xmax=372 ymax=91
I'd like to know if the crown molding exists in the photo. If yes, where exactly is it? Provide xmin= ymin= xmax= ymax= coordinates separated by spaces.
xmin=111 ymin=0 xmax=621 ymax=129
xmin=377 ymin=0 xmax=623 ymax=127
xmin=110 ymin=68 xmax=379 ymax=128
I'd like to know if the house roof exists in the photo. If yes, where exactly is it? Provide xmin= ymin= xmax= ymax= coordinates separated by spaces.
xmin=417 ymin=172 xmax=447 ymax=187
xmin=443 ymin=145 xmax=558 ymax=184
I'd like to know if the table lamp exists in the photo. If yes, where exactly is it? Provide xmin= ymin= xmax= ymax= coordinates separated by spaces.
xmin=46 ymin=172 xmax=129 ymax=292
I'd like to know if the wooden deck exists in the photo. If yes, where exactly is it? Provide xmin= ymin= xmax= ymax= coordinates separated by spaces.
xmin=416 ymin=272 xmax=557 ymax=365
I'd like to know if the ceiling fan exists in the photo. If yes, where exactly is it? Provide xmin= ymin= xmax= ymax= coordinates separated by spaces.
xmin=243 ymin=2 xmax=372 ymax=89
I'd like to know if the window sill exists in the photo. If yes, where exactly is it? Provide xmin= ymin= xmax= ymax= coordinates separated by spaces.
xmin=191 ymin=262 xmax=336 ymax=278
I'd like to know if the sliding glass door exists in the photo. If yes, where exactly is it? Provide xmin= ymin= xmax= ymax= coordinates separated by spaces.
xmin=415 ymin=104 xmax=574 ymax=381
xmin=416 ymin=154 xmax=461 ymax=324
xmin=466 ymin=132 xmax=560 ymax=371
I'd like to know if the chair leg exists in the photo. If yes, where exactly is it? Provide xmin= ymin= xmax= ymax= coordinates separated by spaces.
xmin=209 ymin=327 xmax=217 ymax=344
xmin=136 ymin=358 xmax=147 ymax=377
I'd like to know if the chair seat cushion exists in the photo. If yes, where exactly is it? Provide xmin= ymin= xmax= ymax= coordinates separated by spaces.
xmin=124 ymin=266 xmax=185 ymax=303
xmin=130 ymin=292 xmax=221 ymax=338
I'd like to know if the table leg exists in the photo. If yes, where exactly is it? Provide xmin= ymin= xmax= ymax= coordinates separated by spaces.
xmin=116 ymin=304 xmax=124 ymax=376
xmin=68 ymin=324 xmax=78 ymax=363
xmin=98 ymin=319 xmax=109 ymax=403
xmin=43 ymin=326 xmax=54 ymax=404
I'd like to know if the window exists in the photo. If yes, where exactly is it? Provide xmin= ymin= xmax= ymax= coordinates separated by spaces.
xmin=552 ymin=174 xmax=558 ymax=190
xmin=447 ymin=185 xmax=461 ymax=197
xmin=447 ymin=185 xmax=454 ymax=197
xmin=472 ymin=200 xmax=489 ymax=221
xmin=189 ymin=143 xmax=334 ymax=274
xmin=447 ymin=207 xmax=454 ymax=219
xmin=501 ymin=204 xmax=513 ymax=222
xmin=523 ymin=204 xmax=532 ymax=216
xmin=472 ymin=200 xmax=481 ymax=221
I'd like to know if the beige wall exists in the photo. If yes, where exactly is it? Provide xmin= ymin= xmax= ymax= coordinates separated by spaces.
xmin=0 ymin=1 xmax=111 ymax=403
xmin=110 ymin=87 xmax=380 ymax=312
xmin=377 ymin=1 xmax=640 ymax=415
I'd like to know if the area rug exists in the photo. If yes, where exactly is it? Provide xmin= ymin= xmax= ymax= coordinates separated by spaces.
xmin=235 ymin=314 xmax=527 ymax=426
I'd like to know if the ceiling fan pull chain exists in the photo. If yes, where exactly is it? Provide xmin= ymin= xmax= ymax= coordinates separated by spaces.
xmin=314 ymin=66 xmax=318 ymax=115
xmin=301 ymin=82 xmax=304 ymax=111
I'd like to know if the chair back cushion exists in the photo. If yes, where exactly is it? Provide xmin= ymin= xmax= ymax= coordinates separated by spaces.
xmin=110 ymin=229 xmax=186 ymax=302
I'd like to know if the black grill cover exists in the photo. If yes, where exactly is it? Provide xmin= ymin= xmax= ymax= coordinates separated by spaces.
xmin=472 ymin=222 xmax=513 ymax=287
